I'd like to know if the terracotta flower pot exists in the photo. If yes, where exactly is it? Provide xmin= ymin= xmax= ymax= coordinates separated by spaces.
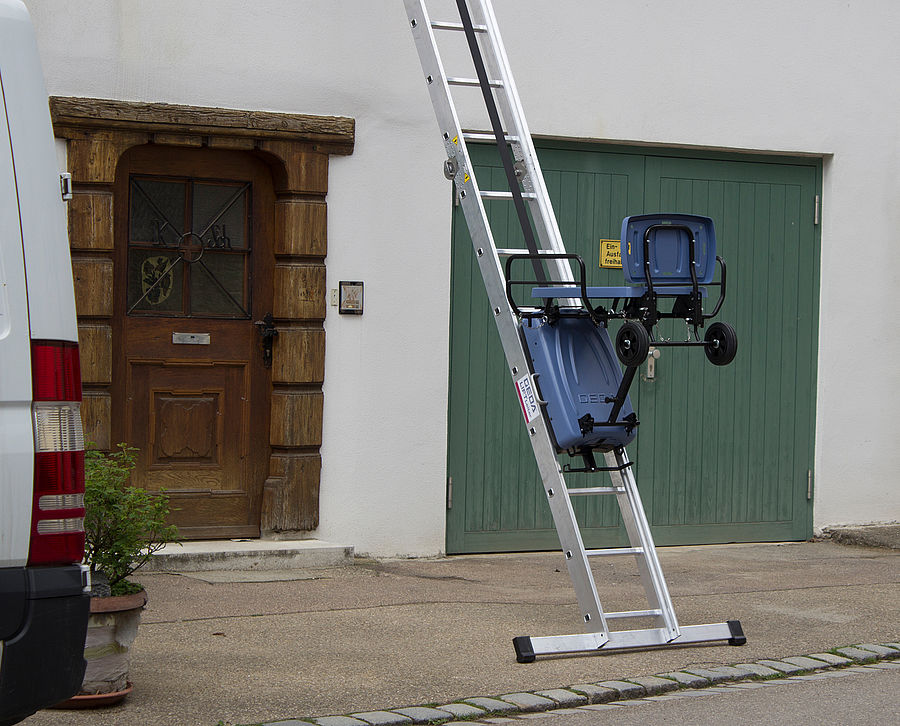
xmin=53 ymin=589 xmax=147 ymax=709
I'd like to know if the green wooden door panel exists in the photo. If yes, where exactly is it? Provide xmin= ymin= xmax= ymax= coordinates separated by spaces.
xmin=640 ymin=156 xmax=818 ymax=542
xmin=447 ymin=145 xmax=819 ymax=553
xmin=447 ymin=147 xmax=645 ymax=553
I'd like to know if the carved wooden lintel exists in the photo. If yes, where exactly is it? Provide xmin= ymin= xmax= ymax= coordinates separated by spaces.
xmin=50 ymin=96 xmax=355 ymax=156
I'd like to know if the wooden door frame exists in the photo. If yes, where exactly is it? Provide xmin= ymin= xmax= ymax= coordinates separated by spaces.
xmin=51 ymin=96 xmax=355 ymax=534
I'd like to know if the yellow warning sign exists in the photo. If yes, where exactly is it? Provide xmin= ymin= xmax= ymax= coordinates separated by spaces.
xmin=599 ymin=239 xmax=622 ymax=268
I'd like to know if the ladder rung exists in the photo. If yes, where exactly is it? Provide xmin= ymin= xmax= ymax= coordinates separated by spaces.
xmin=585 ymin=547 xmax=644 ymax=557
xmin=605 ymin=609 xmax=664 ymax=620
xmin=463 ymin=131 xmax=521 ymax=144
xmin=448 ymin=76 xmax=504 ymax=88
xmin=431 ymin=20 xmax=488 ymax=33
xmin=480 ymin=191 xmax=537 ymax=200
xmin=567 ymin=487 xmax=625 ymax=496
xmin=496 ymin=248 xmax=565 ymax=256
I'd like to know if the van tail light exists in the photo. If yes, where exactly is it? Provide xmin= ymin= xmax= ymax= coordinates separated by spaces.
xmin=28 ymin=340 xmax=86 ymax=566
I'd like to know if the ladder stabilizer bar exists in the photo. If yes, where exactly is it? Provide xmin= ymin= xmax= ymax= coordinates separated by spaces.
xmin=514 ymin=621 xmax=746 ymax=663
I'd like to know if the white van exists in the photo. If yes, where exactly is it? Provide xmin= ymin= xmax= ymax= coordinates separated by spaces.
xmin=0 ymin=1 xmax=90 ymax=723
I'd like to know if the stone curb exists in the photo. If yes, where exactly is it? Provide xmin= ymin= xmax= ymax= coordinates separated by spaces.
xmin=260 ymin=641 xmax=900 ymax=726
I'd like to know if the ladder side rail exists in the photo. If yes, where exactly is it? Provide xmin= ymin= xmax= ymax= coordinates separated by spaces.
xmin=405 ymin=0 xmax=610 ymax=637
xmin=469 ymin=0 xmax=574 ymax=287
xmin=605 ymin=447 xmax=681 ymax=639
xmin=453 ymin=0 xmax=547 ymax=286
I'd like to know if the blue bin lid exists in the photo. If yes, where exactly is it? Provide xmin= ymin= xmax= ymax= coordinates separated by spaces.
xmin=620 ymin=213 xmax=716 ymax=285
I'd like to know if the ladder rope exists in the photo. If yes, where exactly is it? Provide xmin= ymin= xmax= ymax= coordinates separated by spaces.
xmin=454 ymin=0 xmax=547 ymax=284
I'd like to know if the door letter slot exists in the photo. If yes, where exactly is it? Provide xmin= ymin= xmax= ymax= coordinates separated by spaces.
xmin=173 ymin=332 xmax=211 ymax=345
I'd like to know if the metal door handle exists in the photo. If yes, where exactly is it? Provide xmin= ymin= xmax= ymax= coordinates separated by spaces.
xmin=646 ymin=346 xmax=661 ymax=380
xmin=254 ymin=313 xmax=278 ymax=368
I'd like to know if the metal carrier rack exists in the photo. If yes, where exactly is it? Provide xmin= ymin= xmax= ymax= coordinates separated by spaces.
xmin=404 ymin=0 xmax=745 ymax=660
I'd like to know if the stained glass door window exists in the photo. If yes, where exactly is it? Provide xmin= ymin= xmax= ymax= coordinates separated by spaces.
xmin=127 ymin=176 xmax=252 ymax=318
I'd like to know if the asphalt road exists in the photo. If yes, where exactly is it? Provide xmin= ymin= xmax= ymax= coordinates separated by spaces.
xmin=524 ymin=664 xmax=900 ymax=726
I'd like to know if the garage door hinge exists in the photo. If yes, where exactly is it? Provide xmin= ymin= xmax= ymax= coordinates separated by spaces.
xmin=807 ymin=469 xmax=813 ymax=500
xmin=814 ymin=195 xmax=820 ymax=225
xmin=447 ymin=475 xmax=453 ymax=509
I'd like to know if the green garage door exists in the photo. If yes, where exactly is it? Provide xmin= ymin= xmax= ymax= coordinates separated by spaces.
xmin=446 ymin=143 xmax=820 ymax=553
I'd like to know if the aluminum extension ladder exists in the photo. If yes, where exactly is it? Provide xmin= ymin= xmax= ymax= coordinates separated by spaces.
xmin=404 ymin=0 xmax=746 ymax=661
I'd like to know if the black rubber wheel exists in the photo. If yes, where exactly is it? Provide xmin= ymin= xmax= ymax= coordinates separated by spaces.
xmin=616 ymin=321 xmax=650 ymax=367
xmin=704 ymin=321 xmax=738 ymax=366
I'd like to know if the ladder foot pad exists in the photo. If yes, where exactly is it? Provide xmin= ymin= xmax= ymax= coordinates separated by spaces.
xmin=513 ymin=636 xmax=535 ymax=663
xmin=727 ymin=619 xmax=747 ymax=646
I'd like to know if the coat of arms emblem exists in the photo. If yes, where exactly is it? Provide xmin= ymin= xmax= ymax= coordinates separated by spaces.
xmin=141 ymin=256 xmax=174 ymax=305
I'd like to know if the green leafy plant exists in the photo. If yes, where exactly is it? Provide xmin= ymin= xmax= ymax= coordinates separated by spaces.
xmin=83 ymin=443 xmax=179 ymax=596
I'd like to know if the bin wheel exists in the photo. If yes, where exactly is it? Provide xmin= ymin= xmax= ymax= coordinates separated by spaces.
xmin=616 ymin=321 xmax=650 ymax=367
xmin=704 ymin=321 xmax=738 ymax=366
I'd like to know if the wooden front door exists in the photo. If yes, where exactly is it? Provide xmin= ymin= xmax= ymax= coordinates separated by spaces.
xmin=113 ymin=146 xmax=274 ymax=539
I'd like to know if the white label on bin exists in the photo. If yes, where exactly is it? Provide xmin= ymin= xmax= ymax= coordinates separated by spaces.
xmin=515 ymin=375 xmax=540 ymax=424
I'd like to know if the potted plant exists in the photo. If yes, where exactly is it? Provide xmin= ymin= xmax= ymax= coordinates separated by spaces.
xmin=58 ymin=443 xmax=178 ymax=707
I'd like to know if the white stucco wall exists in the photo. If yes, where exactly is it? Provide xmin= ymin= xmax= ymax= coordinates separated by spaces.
xmin=25 ymin=0 xmax=900 ymax=554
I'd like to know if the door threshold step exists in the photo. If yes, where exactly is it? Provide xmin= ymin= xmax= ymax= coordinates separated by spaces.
xmin=143 ymin=538 xmax=354 ymax=573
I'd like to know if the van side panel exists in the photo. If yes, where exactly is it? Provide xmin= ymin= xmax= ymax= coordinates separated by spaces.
xmin=1 ymin=5 xmax=90 ymax=722
xmin=0 ymin=0 xmax=77 ymax=342
xmin=0 ymin=4 xmax=89 ymax=723
xmin=0 ymin=69 xmax=34 ymax=570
